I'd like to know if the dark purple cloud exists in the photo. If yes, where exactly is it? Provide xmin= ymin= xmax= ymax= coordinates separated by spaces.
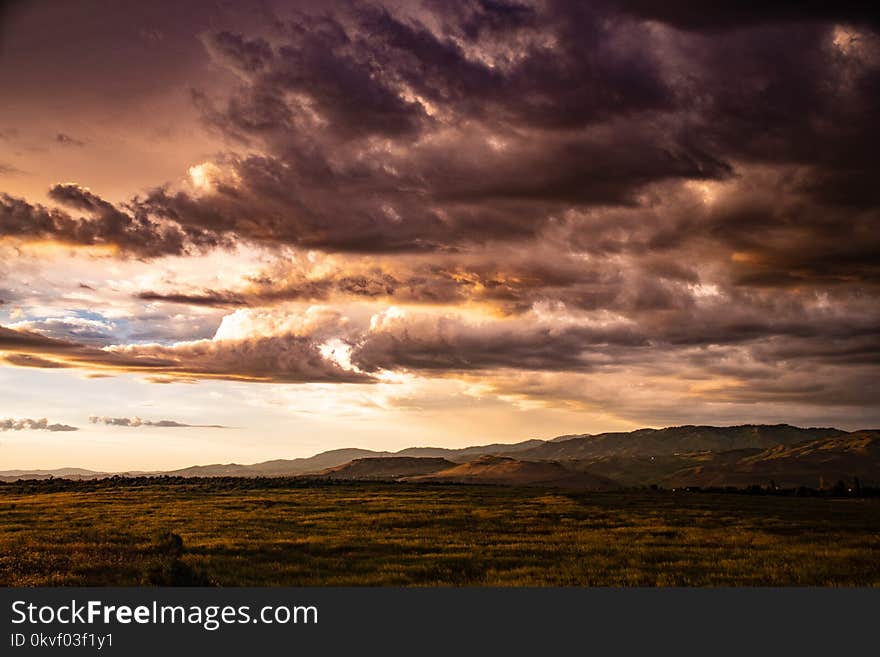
xmin=609 ymin=1 xmax=880 ymax=31
xmin=0 ymin=1 xmax=878 ymax=424
xmin=0 ymin=186 xmax=225 ymax=257
xmin=133 ymin=2 xmax=734 ymax=252
xmin=0 ymin=324 xmax=374 ymax=384
xmin=121 ymin=1 xmax=877 ymax=275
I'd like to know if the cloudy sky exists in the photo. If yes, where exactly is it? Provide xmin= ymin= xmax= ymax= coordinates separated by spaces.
xmin=1 ymin=0 xmax=878 ymax=470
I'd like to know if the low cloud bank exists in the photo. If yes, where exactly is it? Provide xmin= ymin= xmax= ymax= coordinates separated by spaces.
xmin=0 ymin=418 xmax=79 ymax=432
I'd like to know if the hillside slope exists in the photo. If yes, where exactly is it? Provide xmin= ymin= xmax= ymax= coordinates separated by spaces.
xmin=164 ymin=448 xmax=392 ymax=478
xmin=395 ymin=439 xmax=544 ymax=461
xmin=3 ymin=424 xmax=873 ymax=484
xmin=316 ymin=457 xmax=456 ymax=480
xmin=406 ymin=455 xmax=619 ymax=489
xmin=518 ymin=424 xmax=847 ymax=460
xmin=665 ymin=431 xmax=880 ymax=488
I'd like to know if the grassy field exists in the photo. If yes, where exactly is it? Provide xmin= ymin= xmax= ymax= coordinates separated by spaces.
xmin=1 ymin=479 xmax=878 ymax=586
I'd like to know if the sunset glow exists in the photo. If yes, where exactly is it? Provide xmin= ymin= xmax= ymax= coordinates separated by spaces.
xmin=1 ymin=1 xmax=878 ymax=471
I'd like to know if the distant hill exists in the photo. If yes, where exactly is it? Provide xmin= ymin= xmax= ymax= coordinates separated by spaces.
xmin=664 ymin=430 xmax=880 ymax=488
xmin=149 ymin=441 xmax=547 ymax=478
xmin=561 ymin=453 xmax=718 ymax=488
xmin=163 ymin=448 xmax=392 ymax=478
xmin=516 ymin=424 xmax=847 ymax=461
xmin=549 ymin=434 xmax=590 ymax=443
xmin=395 ymin=439 xmax=545 ymax=461
xmin=405 ymin=455 xmax=619 ymax=489
xmin=0 ymin=467 xmax=104 ymax=477
xmin=3 ymin=424 xmax=875 ymax=488
xmin=0 ymin=468 xmax=110 ymax=482
xmin=315 ymin=457 xmax=455 ymax=480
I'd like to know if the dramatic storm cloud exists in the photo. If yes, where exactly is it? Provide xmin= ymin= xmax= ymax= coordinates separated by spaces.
xmin=0 ymin=0 xmax=878 ymax=469
xmin=0 ymin=324 xmax=372 ymax=384
xmin=0 ymin=186 xmax=224 ymax=257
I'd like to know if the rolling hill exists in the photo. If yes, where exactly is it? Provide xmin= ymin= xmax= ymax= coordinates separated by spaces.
xmin=2 ymin=424 xmax=876 ymax=489
xmin=405 ymin=455 xmax=619 ymax=489
xmin=663 ymin=430 xmax=880 ymax=488
xmin=162 ymin=448 xmax=391 ymax=478
xmin=130 ymin=440 xmax=549 ymax=478
xmin=315 ymin=456 xmax=455 ymax=480
xmin=394 ymin=439 xmax=545 ymax=461
xmin=515 ymin=424 xmax=847 ymax=460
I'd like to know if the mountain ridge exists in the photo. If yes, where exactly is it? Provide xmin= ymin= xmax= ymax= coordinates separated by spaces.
xmin=1 ymin=424 xmax=874 ymax=486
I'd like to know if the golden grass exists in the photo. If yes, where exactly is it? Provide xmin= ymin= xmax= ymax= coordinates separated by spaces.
xmin=1 ymin=481 xmax=878 ymax=586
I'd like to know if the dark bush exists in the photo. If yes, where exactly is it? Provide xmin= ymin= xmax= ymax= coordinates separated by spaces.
xmin=142 ymin=531 xmax=213 ymax=586
xmin=152 ymin=531 xmax=184 ymax=557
